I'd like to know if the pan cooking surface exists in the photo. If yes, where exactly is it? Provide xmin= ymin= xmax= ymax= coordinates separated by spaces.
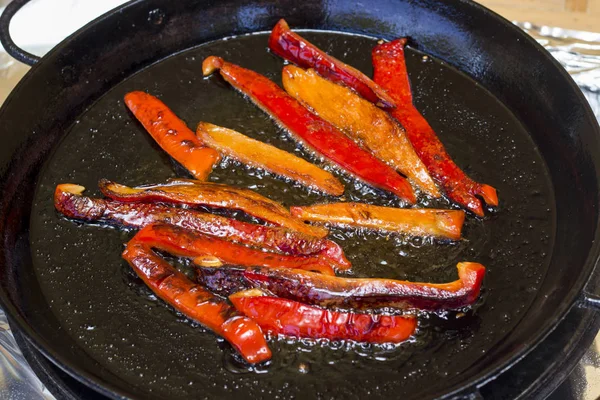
xmin=28 ymin=31 xmax=555 ymax=399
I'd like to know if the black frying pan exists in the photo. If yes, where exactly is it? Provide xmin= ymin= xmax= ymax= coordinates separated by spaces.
xmin=0 ymin=0 xmax=599 ymax=399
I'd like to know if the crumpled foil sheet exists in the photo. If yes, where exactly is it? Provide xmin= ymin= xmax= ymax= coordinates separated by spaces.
xmin=0 ymin=310 xmax=54 ymax=400
xmin=0 ymin=16 xmax=598 ymax=400
xmin=517 ymin=22 xmax=600 ymax=92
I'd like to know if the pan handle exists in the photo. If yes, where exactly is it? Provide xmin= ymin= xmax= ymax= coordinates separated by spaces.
xmin=581 ymin=293 xmax=600 ymax=310
xmin=0 ymin=0 xmax=39 ymax=66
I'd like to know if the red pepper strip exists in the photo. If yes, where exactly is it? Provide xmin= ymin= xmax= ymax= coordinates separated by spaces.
xmin=124 ymin=91 xmax=220 ymax=181
xmin=122 ymin=239 xmax=271 ymax=363
xmin=268 ymin=19 xmax=396 ymax=109
xmin=98 ymin=179 xmax=329 ymax=238
xmin=202 ymin=56 xmax=416 ymax=204
xmin=54 ymin=184 xmax=349 ymax=269
xmin=240 ymin=262 xmax=485 ymax=311
xmin=372 ymin=39 xmax=498 ymax=216
xmin=133 ymin=223 xmax=337 ymax=275
xmin=230 ymin=289 xmax=417 ymax=344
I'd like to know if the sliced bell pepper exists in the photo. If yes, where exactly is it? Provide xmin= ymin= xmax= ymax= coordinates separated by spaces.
xmin=290 ymin=202 xmax=465 ymax=240
xmin=235 ymin=262 xmax=485 ymax=311
xmin=230 ymin=289 xmax=417 ymax=343
xmin=371 ymin=39 xmax=498 ymax=216
xmin=98 ymin=179 xmax=329 ymax=238
xmin=196 ymin=122 xmax=344 ymax=196
xmin=268 ymin=19 xmax=396 ymax=109
xmin=202 ymin=56 xmax=416 ymax=204
xmin=122 ymin=239 xmax=271 ymax=363
xmin=124 ymin=91 xmax=220 ymax=180
xmin=54 ymin=183 xmax=349 ymax=268
xmin=133 ymin=223 xmax=337 ymax=275
xmin=282 ymin=66 xmax=439 ymax=198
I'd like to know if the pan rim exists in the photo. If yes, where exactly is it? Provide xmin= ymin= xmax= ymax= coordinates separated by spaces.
xmin=0 ymin=0 xmax=599 ymax=398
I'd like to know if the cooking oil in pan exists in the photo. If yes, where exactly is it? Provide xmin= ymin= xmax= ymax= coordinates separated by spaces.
xmin=29 ymin=31 xmax=554 ymax=399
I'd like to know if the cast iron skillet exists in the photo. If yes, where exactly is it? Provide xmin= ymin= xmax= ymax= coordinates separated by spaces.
xmin=1 ymin=0 xmax=600 ymax=399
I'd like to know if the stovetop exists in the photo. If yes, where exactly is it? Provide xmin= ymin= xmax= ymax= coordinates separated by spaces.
xmin=0 ymin=2 xmax=599 ymax=399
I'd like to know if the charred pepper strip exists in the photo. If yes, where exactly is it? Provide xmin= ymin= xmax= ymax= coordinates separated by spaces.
xmin=54 ymin=184 xmax=350 ymax=269
xmin=122 ymin=239 xmax=271 ymax=364
xmin=133 ymin=224 xmax=337 ymax=275
xmin=372 ymin=39 xmax=498 ymax=216
xmin=233 ymin=263 xmax=485 ymax=311
xmin=230 ymin=289 xmax=417 ymax=344
xmin=197 ymin=267 xmax=249 ymax=298
xmin=196 ymin=122 xmax=344 ymax=196
xmin=268 ymin=19 xmax=396 ymax=109
xmin=291 ymin=202 xmax=465 ymax=240
xmin=124 ymin=91 xmax=220 ymax=180
xmin=202 ymin=56 xmax=416 ymax=204
xmin=98 ymin=179 xmax=329 ymax=238
xmin=282 ymin=66 xmax=440 ymax=198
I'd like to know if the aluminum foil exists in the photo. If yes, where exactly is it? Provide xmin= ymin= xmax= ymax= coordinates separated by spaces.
xmin=517 ymin=22 xmax=600 ymax=92
xmin=0 ymin=9 xmax=598 ymax=400
xmin=0 ymin=309 xmax=54 ymax=400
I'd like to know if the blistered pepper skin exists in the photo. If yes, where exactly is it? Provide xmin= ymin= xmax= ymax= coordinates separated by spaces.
xmin=372 ymin=39 xmax=498 ymax=216
xmin=198 ymin=263 xmax=485 ymax=312
xmin=268 ymin=19 xmax=396 ymax=109
xmin=98 ymin=179 xmax=329 ymax=238
xmin=230 ymin=290 xmax=417 ymax=344
xmin=244 ymin=263 xmax=484 ymax=311
xmin=54 ymin=184 xmax=349 ymax=269
xmin=132 ymin=224 xmax=337 ymax=275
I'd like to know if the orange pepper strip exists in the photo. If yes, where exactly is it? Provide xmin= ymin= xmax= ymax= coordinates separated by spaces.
xmin=196 ymin=122 xmax=344 ymax=196
xmin=133 ymin=223 xmax=337 ymax=275
xmin=291 ymin=202 xmax=465 ymax=240
xmin=238 ymin=263 xmax=485 ymax=311
xmin=230 ymin=289 xmax=416 ymax=344
xmin=372 ymin=39 xmax=498 ymax=216
xmin=54 ymin=184 xmax=349 ymax=269
xmin=98 ymin=179 xmax=329 ymax=238
xmin=202 ymin=56 xmax=416 ymax=204
xmin=124 ymin=91 xmax=220 ymax=180
xmin=122 ymin=238 xmax=271 ymax=364
xmin=282 ymin=66 xmax=440 ymax=198
xmin=268 ymin=19 xmax=396 ymax=109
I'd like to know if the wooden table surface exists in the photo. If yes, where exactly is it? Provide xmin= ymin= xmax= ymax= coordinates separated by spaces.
xmin=476 ymin=0 xmax=600 ymax=32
